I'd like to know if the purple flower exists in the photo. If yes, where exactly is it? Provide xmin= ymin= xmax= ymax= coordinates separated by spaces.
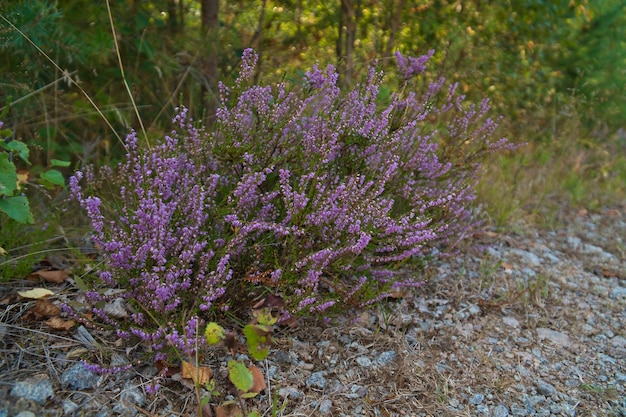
xmin=395 ymin=50 xmax=435 ymax=80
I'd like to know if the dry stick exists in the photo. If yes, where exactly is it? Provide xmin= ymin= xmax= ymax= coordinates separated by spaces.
xmin=105 ymin=0 xmax=150 ymax=149
xmin=0 ymin=15 xmax=125 ymax=150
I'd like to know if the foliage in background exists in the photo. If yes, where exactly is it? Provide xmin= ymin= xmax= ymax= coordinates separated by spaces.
xmin=2 ymin=1 xmax=624 ymax=159
xmin=69 ymin=50 xmax=513 ymax=389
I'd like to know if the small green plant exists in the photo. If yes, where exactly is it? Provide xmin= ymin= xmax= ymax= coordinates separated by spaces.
xmin=0 ymin=122 xmax=34 ymax=224
xmin=0 ymin=121 xmax=69 ymax=224
xmin=195 ymin=306 xmax=276 ymax=417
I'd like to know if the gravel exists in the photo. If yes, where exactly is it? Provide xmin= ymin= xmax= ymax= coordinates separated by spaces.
xmin=1 ymin=208 xmax=625 ymax=416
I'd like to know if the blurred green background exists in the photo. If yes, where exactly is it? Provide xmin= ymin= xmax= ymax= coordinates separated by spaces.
xmin=0 ymin=0 xmax=625 ymax=235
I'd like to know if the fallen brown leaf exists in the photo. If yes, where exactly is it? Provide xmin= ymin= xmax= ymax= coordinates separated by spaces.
xmin=201 ymin=402 xmax=214 ymax=417
xmin=248 ymin=365 xmax=266 ymax=394
xmin=30 ymin=269 xmax=70 ymax=284
xmin=45 ymin=317 xmax=75 ymax=331
xmin=31 ymin=299 xmax=61 ymax=318
xmin=155 ymin=360 xmax=181 ymax=377
xmin=213 ymin=403 xmax=242 ymax=417
xmin=182 ymin=360 xmax=213 ymax=385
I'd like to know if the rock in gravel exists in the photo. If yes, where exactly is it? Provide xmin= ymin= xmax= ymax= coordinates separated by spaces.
xmin=476 ymin=405 xmax=490 ymax=416
xmin=61 ymin=362 xmax=102 ymax=390
xmin=14 ymin=412 xmax=36 ymax=417
xmin=306 ymin=371 xmax=327 ymax=389
xmin=278 ymin=387 xmax=304 ymax=400
xmin=610 ymin=285 xmax=626 ymax=299
xmin=10 ymin=374 xmax=54 ymax=404
xmin=536 ymin=379 xmax=557 ymax=397
xmin=63 ymin=398 xmax=79 ymax=414
xmin=493 ymin=404 xmax=509 ymax=417
xmin=355 ymin=356 xmax=372 ymax=367
xmin=373 ymin=350 xmax=396 ymax=367
xmin=318 ymin=399 xmax=333 ymax=414
xmin=536 ymin=328 xmax=573 ymax=348
xmin=113 ymin=381 xmax=146 ymax=416
xmin=502 ymin=316 xmax=520 ymax=328
xmin=470 ymin=393 xmax=485 ymax=405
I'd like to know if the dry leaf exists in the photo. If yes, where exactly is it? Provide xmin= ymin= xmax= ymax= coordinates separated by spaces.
xmin=248 ymin=365 xmax=266 ymax=394
xmin=16 ymin=169 xmax=29 ymax=190
xmin=281 ymin=316 xmax=298 ymax=328
xmin=0 ymin=246 xmax=7 ymax=256
xmin=18 ymin=288 xmax=54 ymax=299
xmin=501 ymin=262 xmax=513 ymax=270
xmin=30 ymin=299 xmax=61 ymax=318
xmin=45 ymin=317 xmax=75 ymax=331
xmin=156 ymin=360 xmax=181 ymax=377
xmin=201 ymin=402 xmax=214 ymax=417
xmin=182 ymin=360 xmax=213 ymax=385
xmin=30 ymin=270 xmax=70 ymax=284
xmin=213 ymin=404 xmax=242 ymax=417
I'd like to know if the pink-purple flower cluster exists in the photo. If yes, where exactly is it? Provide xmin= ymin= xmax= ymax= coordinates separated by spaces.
xmin=70 ymin=48 xmax=515 ymax=380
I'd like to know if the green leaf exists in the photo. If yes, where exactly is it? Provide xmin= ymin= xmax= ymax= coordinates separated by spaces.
xmin=227 ymin=360 xmax=253 ymax=392
xmin=243 ymin=324 xmax=270 ymax=361
xmin=50 ymin=159 xmax=71 ymax=167
xmin=0 ymin=196 xmax=34 ymax=223
xmin=72 ymin=274 xmax=88 ymax=292
xmin=39 ymin=169 xmax=65 ymax=187
xmin=0 ymin=153 xmax=18 ymax=196
xmin=2 ymin=140 xmax=30 ymax=164
xmin=241 ymin=392 xmax=258 ymax=399
xmin=204 ymin=322 xmax=225 ymax=345
xmin=255 ymin=308 xmax=277 ymax=326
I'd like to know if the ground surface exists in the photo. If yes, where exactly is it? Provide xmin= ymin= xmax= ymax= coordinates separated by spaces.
xmin=1 ymin=206 xmax=625 ymax=416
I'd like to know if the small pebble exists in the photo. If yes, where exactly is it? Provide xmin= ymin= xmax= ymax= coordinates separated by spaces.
xmin=318 ymin=399 xmax=332 ymax=414
xmin=355 ymin=356 xmax=372 ymax=367
xmin=536 ymin=380 xmax=557 ymax=397
xmin=61 ymin=362 xmax=102 ymax=390
xmin=306 ymin=371 xmax=326 ymax=389
xmin=373 ymin=350 xmax=396 ymax=368
xmin=277 ymin=387 xmax=304 ymax=400
xmin=10 ymin=375 xmax=54 ymax=404
xmin=493 ymin=404 xmax=509 ymax=417
xmin=470 ymin=393 xmax=485 ymax=405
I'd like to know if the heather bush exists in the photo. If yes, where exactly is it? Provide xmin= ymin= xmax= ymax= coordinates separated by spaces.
xmin=69 ymin=49 xmax=514 ymax=383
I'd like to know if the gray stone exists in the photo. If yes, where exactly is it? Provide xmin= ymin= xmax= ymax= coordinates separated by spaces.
xmin=510 ymin=404 xmax=526 ymax=417
xmin=103 ymin=297 xmax=128 ymax=318
xmin=318 ymin=399 xmax=333 ymax=414
xmin=0 ymin=408 xmax=6 ymax=417
xmin=537 ymin=328 xmax=573 ymax=348
xmin=373 ymin=350 xmax=396 ymax=367
xmin=355 ymin=356 xmax=372 ymax=367
xmin=510 ymin=248 xmax=541 ymax=266
xmin=493 ymin=404 xmax=509 ymax=417
xmin=502 ymin=316 xmax=520 ymax=328
xmin=14 ymin=412 xmax=36 ymax=417
xmin=10 ymin=374 xmax=54 ymax=404
xmin=306 ymin=371 xmax=327 ymax=389
xmin=610 ymin=286 xmax=626 ymax=299
xmin=61 ymin=362 xmax=102 ymax=390
xmin=468 ymin=305 xmax=481 ymax=316
xmin=536 ymin=379 xmax=557 ymax=397
xmin=113 ymin=382 xmax=146 ymax=416
xmin=63 ymin=398 xmax=80 ymax=414
xmin=477 ymin=405 xmax=490 ymax=416
xmin=470 ymin=393 xmax=485 ymax=405
xmin=277 ymin=387 xmax=304 ymax=400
